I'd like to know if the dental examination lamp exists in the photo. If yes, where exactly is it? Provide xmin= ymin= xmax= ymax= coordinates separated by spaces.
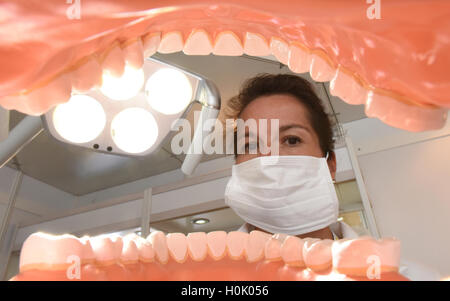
xmin=0 ymin=57 xmax=221 ymax=175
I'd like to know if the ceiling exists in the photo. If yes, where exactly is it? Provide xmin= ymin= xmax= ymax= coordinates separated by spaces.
xmin=7 ymin=53 xmax=366 ymax=196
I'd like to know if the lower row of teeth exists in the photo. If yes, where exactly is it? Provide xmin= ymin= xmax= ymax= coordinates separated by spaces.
xmin=17 ymin=230 xmax=401 ymax=279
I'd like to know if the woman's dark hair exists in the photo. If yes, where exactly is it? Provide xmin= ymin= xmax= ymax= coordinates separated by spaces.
xmin=224 ymin=73 xmax=335 ymax=157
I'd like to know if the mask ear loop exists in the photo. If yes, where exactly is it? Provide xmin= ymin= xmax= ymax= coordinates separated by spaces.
xmin=325 ymin=151 xmax=336 ymax=183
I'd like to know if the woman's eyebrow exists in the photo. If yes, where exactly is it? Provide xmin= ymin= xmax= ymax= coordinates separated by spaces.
xmin=279 ymin=123 xmax=311 ymax=134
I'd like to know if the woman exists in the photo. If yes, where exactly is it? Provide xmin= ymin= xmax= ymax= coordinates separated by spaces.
xmin=222 ymin=73 xmax=441 ymax=280
xmin=223 ymin=73 xmax=356 ymax=240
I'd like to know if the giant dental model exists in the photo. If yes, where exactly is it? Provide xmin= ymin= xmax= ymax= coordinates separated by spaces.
xmin=0 ymin=0 xmax=449 ymax=132
xmin=10 ymin=231 xmax=409 ymax=281
xmin=2 ymin=0 xmax=449 ymax=281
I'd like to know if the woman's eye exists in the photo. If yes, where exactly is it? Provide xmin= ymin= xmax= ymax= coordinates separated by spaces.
xmin=283 ymin=136 xmax=302 ymax=146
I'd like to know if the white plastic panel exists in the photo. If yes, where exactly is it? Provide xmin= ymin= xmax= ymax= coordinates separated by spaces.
xmin=358 ymin=135 xmax=450 ymax=277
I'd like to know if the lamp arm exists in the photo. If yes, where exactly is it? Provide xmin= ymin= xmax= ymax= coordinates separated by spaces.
xmin=181 ymin=80 xmax=221 ymax=175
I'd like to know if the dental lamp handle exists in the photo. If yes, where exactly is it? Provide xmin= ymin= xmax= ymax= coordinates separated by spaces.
xmin=181 ymin=105 xmax=219 ymax=176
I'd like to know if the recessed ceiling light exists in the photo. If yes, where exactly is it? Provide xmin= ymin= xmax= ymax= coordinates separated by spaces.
xmin=192 ymin=218 xmax=210 ymax=225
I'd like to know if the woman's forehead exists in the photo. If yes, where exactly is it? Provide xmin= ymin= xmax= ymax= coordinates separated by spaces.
xmin=239 ymin=94 xmax=312 ymax=127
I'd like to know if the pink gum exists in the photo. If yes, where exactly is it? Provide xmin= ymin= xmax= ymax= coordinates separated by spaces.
xmin=11 ymin=258 xmax=409 ymax=281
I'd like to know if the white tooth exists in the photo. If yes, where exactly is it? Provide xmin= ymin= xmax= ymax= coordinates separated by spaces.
xmin=330 ymin=66 xmax=367 ymax=105
xmin=272 ymin=233 xmax=289 ymax=243
xmin=226 ymin=231 xmax=249 ymax=260
xmin=0 ymin=72 xmax=72 ymax=116
xmin=123 ymin=233 xmax=155 ymax=263
xmin=0 ymin=94 xmax=17 ymax=111
xmin=123 ymin=234 xmax=155 ymax=263
xmin=19 ymin=232 xmax=84 ymax=272
xmin=206 ymin=231 xmax=227 ymax=261
xmin=158 ymin=31 xmax=184 ymax=54
xmin=88 ymin=235 xmax=119 ymax=264
xmin=270 ymin=37 xmax=289 ymax=65
xmin=183 ymin=29 xmax=213 ymax=55
xmin=147 ymin=231 xmax=169 ymax=264
xmin=281 ymin=236 xmax=306 ymax=267
xmin=29 ymin=73 xmax=72 ymax=116
xmin=122 ymin=39 xmax=144 ymax=69
xmin=303 ymin=239 xmax=333 ymax=272
xmin=365 ymin=91 xmax=447 ymax=132
xmin=288 ymin=44 xmax=311 ymax=74
xmin=187 ymin=232 xmax=208 ymax=261
xmin=142 ymin=32 xmax=161 ymax=58
xmin=71 ymin=56 xmax=102 ymax=92
xmin=137 ymin=239 xmax=155 ymax=263
xmin=109 ymin=235 xmax=123 ymax=259
xmin=264 ymin=237 xmax=282 ymax=261
xmin=213 ymin=31 xmax=244 ymax=56
xmin=166 ymin=233 xmax=188 ymax=263
xmin=245 ymin=230 xmax=271 ymax=263
xmin=80 ymin=236 xmax=96 ymax=263
xmin=332 ymin=237 xmax=402 ymax=276
xmin=244 ymin=32 xmax=270 ymax=56
xmin=101 ymin=43 xmax=125 ymax=77
xmin=120 ymin=238 xmax=139 ymax=264
xmin=309 ymin=53 xmax=336 ymax=82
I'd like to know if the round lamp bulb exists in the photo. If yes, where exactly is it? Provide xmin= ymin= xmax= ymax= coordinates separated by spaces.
xmin=111 ymin=107 xmax=158 ymax=154
xmin=53 ymin=95 xmax=106 ymax=144
xmin=145 ymin=68 xmax=193 ymax=115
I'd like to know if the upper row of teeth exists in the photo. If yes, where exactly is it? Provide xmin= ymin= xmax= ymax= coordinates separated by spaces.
xmin=20 ymin=230 xmax=401 ymax=276
xmin=3 ymin=29 xmax=445 ymax=132
xmin=71 ymin=29 xmax=370 ymax=93
xmin=72 ymin=30 xmax=348 ymax=89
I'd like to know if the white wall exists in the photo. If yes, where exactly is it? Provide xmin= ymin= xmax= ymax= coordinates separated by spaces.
xmin=345 ymin=114 xmax=450 ymax=277
xmin=358 ymin=136 xmax=450 ymax=277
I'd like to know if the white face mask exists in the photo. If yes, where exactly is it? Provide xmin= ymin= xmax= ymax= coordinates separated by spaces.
xmin=224 ymin=155 xmax=339 ymax=236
